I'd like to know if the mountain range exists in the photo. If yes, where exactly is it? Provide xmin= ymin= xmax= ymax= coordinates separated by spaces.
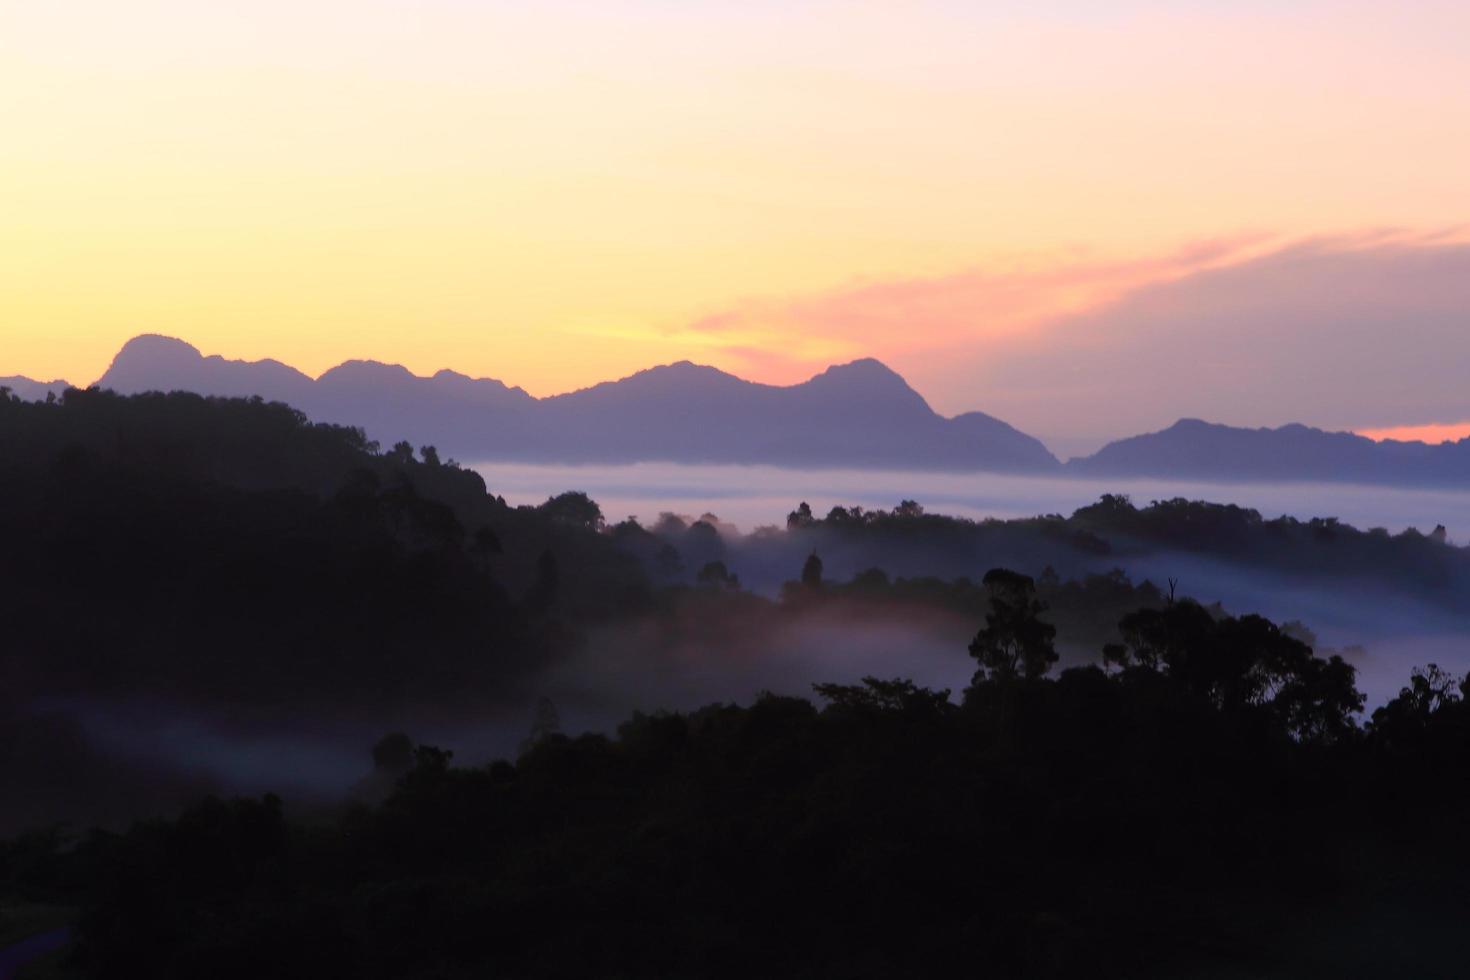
xmin=51 ymin=335 xmax=1058 ymax=471
xmin=0 ymin=375 xmax=71 ymax=403
xmin=5 ymin=334 xmax=1468 ymax=486
xmin=1068 ymin=417 xmax=1470 ymax=486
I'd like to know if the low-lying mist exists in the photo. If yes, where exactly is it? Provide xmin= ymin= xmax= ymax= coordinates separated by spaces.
xmin=472 ymin=461 xmax=1470 ymax=539
xmin=20 ymin=604 xmax=977 ymax=822
xmin=27 ymin=555 xmax=1468 ymax=836
xmin=10 ymin=461 xmax=1470 ymax=837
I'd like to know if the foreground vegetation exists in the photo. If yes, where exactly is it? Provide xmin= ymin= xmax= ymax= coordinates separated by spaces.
xmin=5 ymin=387 xmax=1470 ymax=976
xmin=6 ymin=574 xmax=1470 ymax=977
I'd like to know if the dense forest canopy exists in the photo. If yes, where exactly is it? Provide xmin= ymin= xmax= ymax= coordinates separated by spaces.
xmin=8 ymin=387 xmax=1456 ymax=715
xmin=5 ymin=388 xmax=1470 ymax=977
xmin=7 ymin=572 xmax=1470 ymax=977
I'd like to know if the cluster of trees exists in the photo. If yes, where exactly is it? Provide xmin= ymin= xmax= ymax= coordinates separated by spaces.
xmin=635 ymin=553 xmax=1173 ymax=661
xmin=7 ymin=389 xmax=1470 ymax=975
xmin=786 ymin=498 xmax=927 ymax=528
xmin=0 ymin=390 xmax=660 ymax=833
xmin=1 ymin=388 xmax=1185 ymax=838
xmin=6 ymin=572 xmax=1470 ymax=977
xmin=1071 ymin=493 xmax=1463 ymax=592
xmin=0 ymin=389 xmax=657 ymax=709
xmin=719 ymin=492 xmax=1470 ymax=609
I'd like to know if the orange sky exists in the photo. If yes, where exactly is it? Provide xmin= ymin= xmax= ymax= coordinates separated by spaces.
xmin=1358 ymin=422 xmax=1470 ymax=445
xmin=3 ymin=1 xmax=1468 ymax=443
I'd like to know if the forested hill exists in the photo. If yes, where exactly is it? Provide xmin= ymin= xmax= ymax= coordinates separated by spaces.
xmin=11 ymin=574 xmax=1470 ymax=978
xmin=6 ymin=388 xmax=1470 ymax=978
xmin=0 ymin=387 xmax=647 ymax=707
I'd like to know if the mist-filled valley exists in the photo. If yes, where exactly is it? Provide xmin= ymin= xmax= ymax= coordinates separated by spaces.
xmin=473 ymin=459 xmax=1470 ymax=539
xmin=13 ymin=0 xmax=1470 ymax=970
xmin=7 ymin=388 xmax=1470 ymax=977
xmin=478 ymin=460 xmax=1470 ymax=701
xmin=4 ymin=391 xmax=1469 ymax=821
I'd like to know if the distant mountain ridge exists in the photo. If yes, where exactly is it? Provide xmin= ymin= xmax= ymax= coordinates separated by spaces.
xmin=6 ymin=335 xmax=1468 ymax=485
xmin=81 ymin=335 xmax=1059 ymax=472
xmin=1067 ymin=418 xmax=1470 ymax=487
xmin=1 ymin=375 xmax=72 ymax=402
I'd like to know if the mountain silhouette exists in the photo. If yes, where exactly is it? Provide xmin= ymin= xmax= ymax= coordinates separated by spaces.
xmin=11 ymin=336 xmax=1465 ymax=484
xmin=0 ymin=375 xmax=71 ymax=402
xmin=1069 ymin=417 xmax=1470 ymax=486
xmin=85 ymin=336 xmax=1058 ymax=471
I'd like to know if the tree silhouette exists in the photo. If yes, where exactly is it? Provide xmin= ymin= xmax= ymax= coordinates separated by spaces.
xmin=520 ymin=697 xmax=562 ymax=755
xmin=967 ymin=568 xmax=1057 ymax=684
xmin=1369 ymin=663 xmax=1465 ymax=750
xmin=801 ymin=551 xmax=824 ymax=588
xmin=696 ymin=560 xmax=740 ymax=590
xmin=372 ymin=733 xmax=415 ymax=776
xmin=786 ymin=501 xmax=814 ymax=529
xmin=526 ymin=549 xmax=560 ymax=610
xmin=539 ymin=491 xmax=604 ymax=530
xmin=813 ymin=676 xmax=952 ymax=717
xmin=1108 ymin=600 xmax=1363 ymax=741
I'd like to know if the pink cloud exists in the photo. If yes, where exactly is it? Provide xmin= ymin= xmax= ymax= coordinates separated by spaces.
xmin=671 ymin=229 xmax=1470 ymax=456
xmin=673 ymin=235 xmax=1273 ymax=382
xmin=1358 ymin=421 xmax=1470 ymax=445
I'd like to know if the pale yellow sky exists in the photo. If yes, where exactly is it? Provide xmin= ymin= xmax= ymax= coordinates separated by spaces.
xmin=3 ymin=1 xmax=1468 ymax=430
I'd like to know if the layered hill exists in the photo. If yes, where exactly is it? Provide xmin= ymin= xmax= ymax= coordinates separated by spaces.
xmin=11 ymin=336 xmax=1467 ymax=484
xmin=1069 ymin=418 xmax=1470 ymax=487
xmin=81 ymin=335 xmax=1059 ymax=472
xmin=1 ymin=375 xmax=71 ymax=402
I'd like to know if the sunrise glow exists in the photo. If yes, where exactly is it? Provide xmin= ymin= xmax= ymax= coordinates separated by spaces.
xmin=1358 ymin=421 xmax=1470 ymax=445
xmin=3 ymin=1 xmax=1469 ymax=445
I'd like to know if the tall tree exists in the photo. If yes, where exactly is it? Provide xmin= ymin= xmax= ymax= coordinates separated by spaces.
xmin=801 ymin=552 xmax=824 ymax=588
xmin=968 ymin=568 xmax=1057 ymax=684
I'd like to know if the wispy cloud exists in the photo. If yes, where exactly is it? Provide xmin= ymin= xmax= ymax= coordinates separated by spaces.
xmin=1358 ymin=421 xmax=1470 ymax=445
xmin=653 ymin=228 xmax=1470 ymax=454
xmin=655 ymin=235 xmax=1275 ymax=383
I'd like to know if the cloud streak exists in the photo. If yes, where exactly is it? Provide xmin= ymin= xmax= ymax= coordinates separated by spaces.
xmin=669 ymin=229 xmax=1470 ymax=456
xmin=661 ymin=235 xmax=1273 ymax=383
xmin=1358 ymin=421 xmax=1470 ymax=445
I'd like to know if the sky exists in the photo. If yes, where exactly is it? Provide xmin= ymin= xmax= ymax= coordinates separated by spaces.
xmin=2 ymin=1 xmax=1468 ymax=453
